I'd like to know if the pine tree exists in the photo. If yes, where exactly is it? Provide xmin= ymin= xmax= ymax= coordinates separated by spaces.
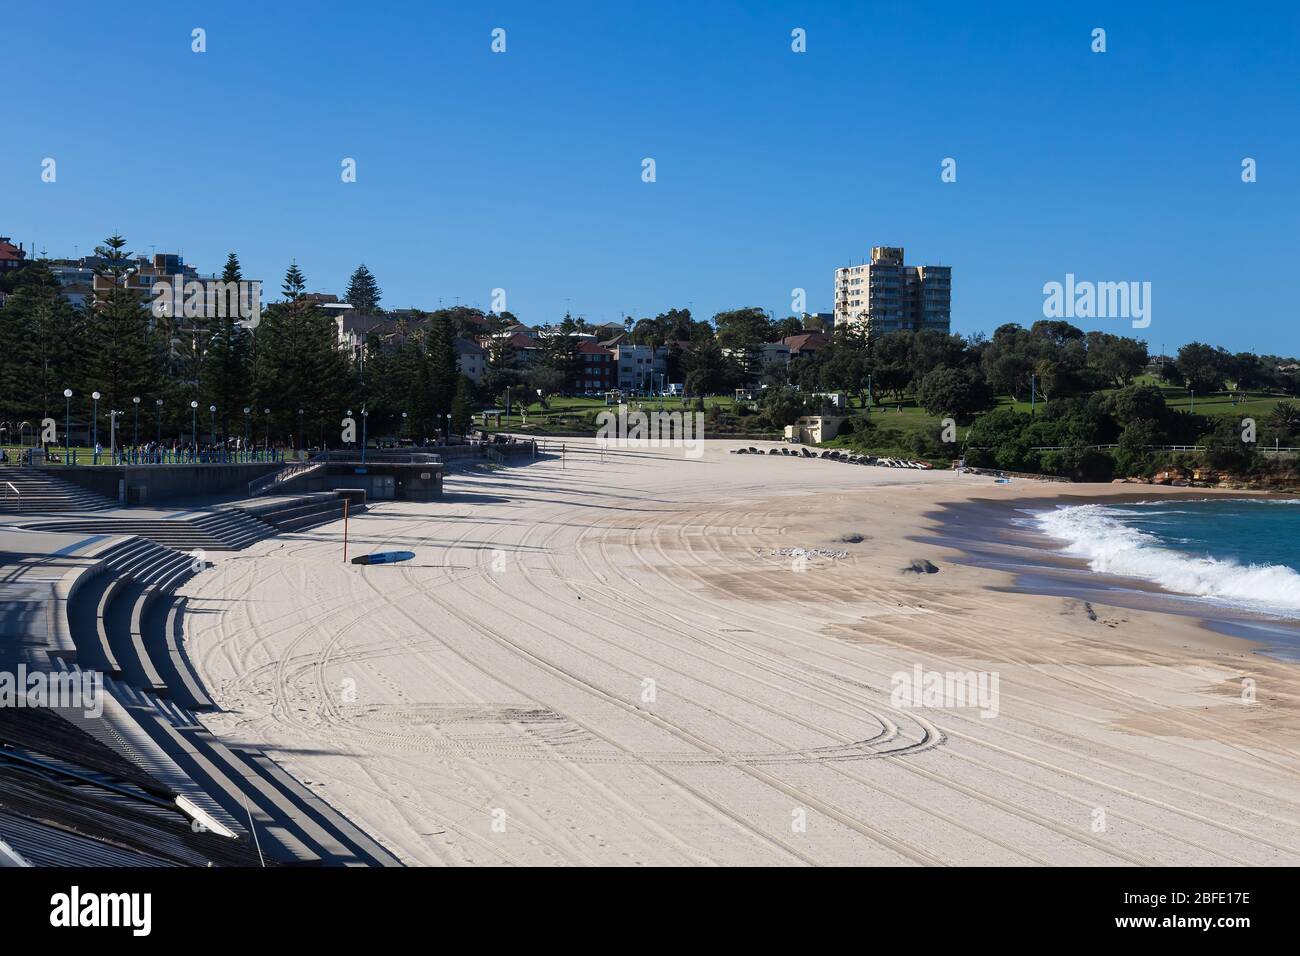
xmin=252 ymin=261 xmax=350 ymax=447
xmin=203 ymin=259 xmax=252 ymax=441
xmin=0 ymin=279 xmax=38 ymax=424
xmin=282 ymin=261 xmax=306 ymax=301
xmin=86 ymin=235 xmax=163 ymax=422
xmin=344 ymin=264 xmax=381 ymax=313
xmin=0 ymin=261 xmax=84 ymax=423
xmin=451 ymin=375 xmax=474 ymax=436
xmin=427 ymin=314 xmax=458 ymax=420
xmin=409 ymin=341 xmax=433 ymax=442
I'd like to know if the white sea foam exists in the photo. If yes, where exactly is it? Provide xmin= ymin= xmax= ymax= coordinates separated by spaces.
xmin=1034 ymin=504 xmax=1300 ymax=617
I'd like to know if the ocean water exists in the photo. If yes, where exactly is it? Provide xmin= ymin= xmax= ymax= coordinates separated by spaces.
xmin=1032 ymin=499 xmax=1300 ymax=619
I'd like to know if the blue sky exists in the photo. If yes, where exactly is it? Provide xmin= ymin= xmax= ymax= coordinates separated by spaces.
xmin=4 ymin=1 xmax=1297 ymax=353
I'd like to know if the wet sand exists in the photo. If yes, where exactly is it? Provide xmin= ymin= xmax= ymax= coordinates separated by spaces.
xmin=924 ymin=491 xmax=1300 ymax=661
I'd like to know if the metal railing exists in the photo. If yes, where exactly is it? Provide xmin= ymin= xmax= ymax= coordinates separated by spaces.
xmin=248 ymin=453 xmax=328 ymax=497
xmin=1020 ymin=443 xmax=1300 ymax=455
xmin=111 ymin=448 xmax=285 ymax=465
xmin=2 ymin=481 xmax=19 ymax=511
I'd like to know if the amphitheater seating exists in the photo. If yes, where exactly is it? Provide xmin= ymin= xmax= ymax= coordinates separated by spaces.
xmin=17 ymin=507 xmax=278 ymax=551
xmin=5 ymin=533 xmax=401 ymax=867
xmin=232 ymin=493 xmax=362 ymax=534
xmin=0 ymin=466 xmax=118 ymax=513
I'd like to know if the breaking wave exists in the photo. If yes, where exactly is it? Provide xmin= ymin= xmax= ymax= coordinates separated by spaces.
xmin=1034 ymin=504 xmax=1300 ymax=617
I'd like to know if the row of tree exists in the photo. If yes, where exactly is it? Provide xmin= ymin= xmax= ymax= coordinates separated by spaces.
xmin=4 ymin=237 xmax=1298 ymax=473
xmin=0 ymin=237 xmax=472 ymax=448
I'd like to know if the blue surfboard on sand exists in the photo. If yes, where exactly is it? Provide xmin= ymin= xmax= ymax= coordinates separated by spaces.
xmin=351 ymin=550 xmax=415 ymax=566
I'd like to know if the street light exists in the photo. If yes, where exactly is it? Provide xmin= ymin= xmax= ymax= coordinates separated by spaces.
xmin=132 ymin=396 xmax=140 ymax=447
xmin=209 ymin=404 xmax=217 ymax=450
xmin=91 ymin=391 xmax=101 ymax=461
xmin=63 ymin=388 xmax=72 ymax=464
xmin=263 ymin=408 xmax=270 ymax=455
xmin=109 ymin=409 xmax=122 ymax=457
xmin=402 ymin=411 xmax=408 ymax=443
xmin=361 ymin=409 xmax=369 ymax=464
xmin=190 ymin=400 xmax=199 ymax=459
xmin=243 ymin=406 xmax=251 ymax=455
xmin=297 ymin=408 xmax=304 ymax=460
xmin=155 ymin=398 xmax=163 ymax=446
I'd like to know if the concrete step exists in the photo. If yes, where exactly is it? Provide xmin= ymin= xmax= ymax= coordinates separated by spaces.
xmin=148 ymin=597 xmax=212 ymax=710
xmin=233 ymin=747 xmax=402 ymax=867
xmin=129 ymin=715 xmax=322 ymax=865
xmin=0 ymin=468 xmax=118 ymax=512
xmin=104 ymin=580 xmax=167 ymax=693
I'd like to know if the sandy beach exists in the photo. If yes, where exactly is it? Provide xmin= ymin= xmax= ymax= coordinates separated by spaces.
xmin=177 ymin=439 xmax=1300 ymax=865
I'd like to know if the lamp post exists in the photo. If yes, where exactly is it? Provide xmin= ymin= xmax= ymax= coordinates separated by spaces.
xmin=361 ymin=409 xmax=368 ymax=464
xmin=402 ymin=411 xmax=408 ymax=443
xmin=298 ymin=408 xmax=304 ymax=461
xmin=190 ymin=400 xmax=198 ymax=460
xmin=91 ymin=391 xmax=101 ymax=462
xmin=1189 ymin=388 xmax=1195 ymax=414
xmin=445 ymin=413 xmax=452 ymax=445
xmin=63 ymin=388 xmax=72 ymax=464
xmin=243 ymin=407 xmax=251 ymax=457
xmin=155 ymin=398 xmax=163 ymax=447
xmin=108 ymin=409 xmax=117 ymax=457
xmin=263 ymin=408 xmax=270 ymax=456
xmin=132 ymin=396 xmax=140 ymax=447
xmin=209 ymin=404 xmax=216 ymax=451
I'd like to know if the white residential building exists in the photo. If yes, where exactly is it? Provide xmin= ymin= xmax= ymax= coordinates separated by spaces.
xmin=834 ymin=246 xmax=951 ymax=336
xmin=454 ymin=337 xmax=488 ymax=384
xmin=610 ymin=344 xmax=666 ymax=392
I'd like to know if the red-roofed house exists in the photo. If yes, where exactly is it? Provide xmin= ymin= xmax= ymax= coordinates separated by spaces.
xmin=781 ymin=331 xmax=830 ymax=357
xmin=0 ymin=237 xmax=28 ymax=273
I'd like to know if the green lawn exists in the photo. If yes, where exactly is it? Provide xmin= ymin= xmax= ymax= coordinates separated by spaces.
xmin=1159 ymin=387 xmax=1286 ymax=420
xmin=482 ymin=394 xmax=742 ymax=432
xmin=945 ymin=386 xmax=1288 ymax=422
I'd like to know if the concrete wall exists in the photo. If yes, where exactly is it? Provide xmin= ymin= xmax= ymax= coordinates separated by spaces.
xmin=293 ymin=463 xmax=443 ymax=501
xmin=45 ymin=463 xmax=281 ymax=504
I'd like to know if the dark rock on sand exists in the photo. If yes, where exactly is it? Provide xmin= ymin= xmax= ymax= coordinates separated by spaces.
xmin=903 ymin=559 xmax=940 ymax=574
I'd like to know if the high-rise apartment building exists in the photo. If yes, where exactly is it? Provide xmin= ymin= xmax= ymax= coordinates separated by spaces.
xmin=833 ymin=246 xmax=951 ymax=336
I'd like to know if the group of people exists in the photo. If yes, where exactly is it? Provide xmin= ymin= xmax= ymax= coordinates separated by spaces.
xmin=113 ymin=440 xmax=281 ymax=464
